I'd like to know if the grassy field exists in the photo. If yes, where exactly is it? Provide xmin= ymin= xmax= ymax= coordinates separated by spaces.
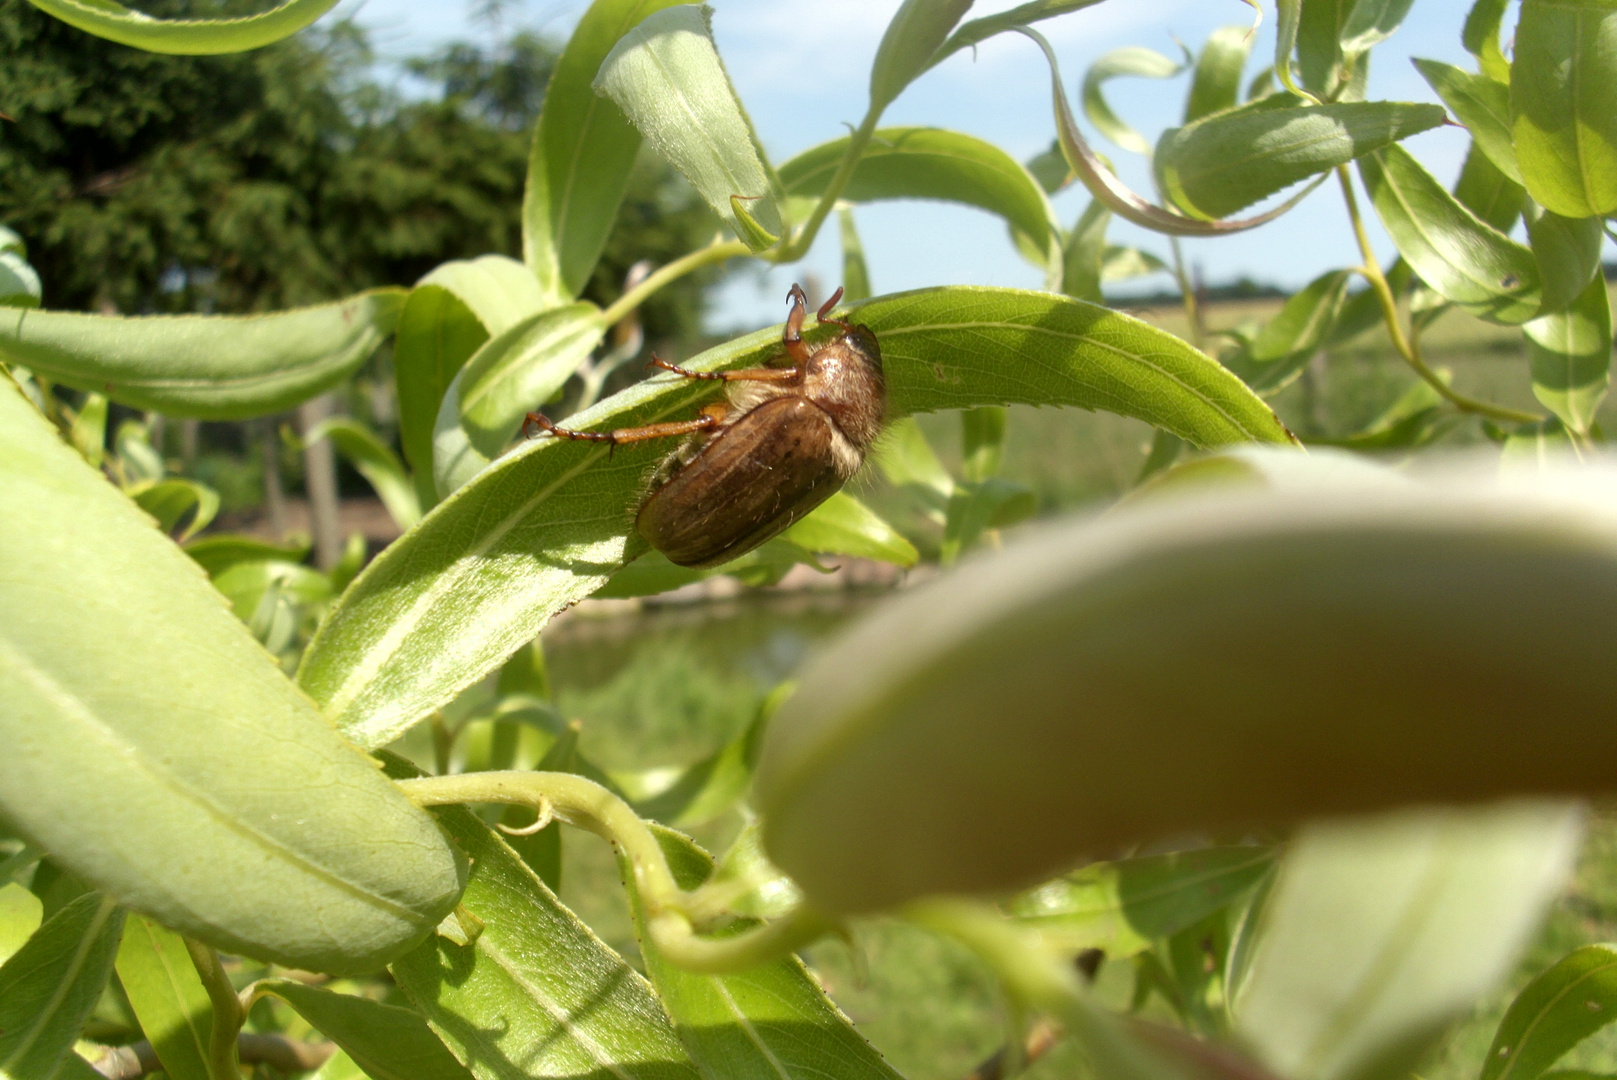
xmin=537 ymin=293 xmax=1617 ymax=1080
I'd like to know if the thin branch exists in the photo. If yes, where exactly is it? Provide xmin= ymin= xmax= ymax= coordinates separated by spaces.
xmin=93 ymin=1034 xmax=335 ymax=1080
xmin=183 ymin=939 xmax=245 ymax=1080
xmin=599 ymin=239 xmax=750 ymax=329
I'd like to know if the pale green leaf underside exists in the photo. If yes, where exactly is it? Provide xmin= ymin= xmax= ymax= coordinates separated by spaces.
xmin=24 ymin=0 xmax=336 ymax=54
xmin=0 ymin=289 xmax=404 ymax=419
xmin=298 ymin=285 xmax=1291 ymax=750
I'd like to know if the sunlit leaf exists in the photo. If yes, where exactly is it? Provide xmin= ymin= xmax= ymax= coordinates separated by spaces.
xmin=525 ymin=0 xmax=689 ymax=300
xmin=1454 ymin=142 xmax=1526 ymax=234
xmin=183 ymin=533 xmax=311 ymax=578
xmin=1157 ymin=98 xmax=1444 ymax=220
xmin=115 ymin=915 xmax=211 ymax=1080
xmin=1185 ymin=26 xmax=1254 ymax=124
xmin=1083 ymin=46 xmax=1187 ymax=156
xmin=1528 ymin=211 xmax=1605 ymax=317
xmin=1237 ymin=804 xmax=1582 ymax=1080
xmin=298 ymin=287 xmax=1292 ymax=749
xmin=128 ymin=479 xmax=219 ymax=542
xmin=0 ymin=251 xmax=41 ymax=310
xmin=868 ymin=0 xmax=973 ymax=112
xmin=1526 ymin=272 xmax=1612 ymax=435
xmin=0 ymin=893 xmax=123 ymax=1080
xmin=1062 ymin=200 xmax=1111 ymax=303
xmin=1226 ymin=270 xmax=1352 ymax=394
xmin=253 ymin=979 xmax=474 ymax=1080
xmin=1512 ymin=0 xmax=1617 ymax=218
xmin=305 ymin=417 xmax=422 ymax=531
xmin=595 ymin=5 xmax=781 ymax=250
xmin=457 ymin=303 xmax=605 ymax=457
xmin=0 ymin=380 xmax=463 ymax=974
xmin=1357 ymin=146 xmax=1542 ymax=323
xmin=1465 ymin=0 xmax=1513 ymax=82
xmin=1483 ymin=945 xmax=1617 ymax=1080
xmin=23 ymin=0 xmax=337 ymax=54
xmin=0 ymin=884 xmax=42 ymax=967
xmin=931 ymin=0 xmax=1107 ymax=70
xmin=783 ymin=492 xmax=918 ymax=567
xmin=0 ymin=290 xmax=404 ymax=420
xmin=1414 ymin=59 xmax=1520 ymax=184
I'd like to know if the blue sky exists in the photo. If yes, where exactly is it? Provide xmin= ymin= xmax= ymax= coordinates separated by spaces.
xmin=345 ymin=0 xmax=1612 ymax=331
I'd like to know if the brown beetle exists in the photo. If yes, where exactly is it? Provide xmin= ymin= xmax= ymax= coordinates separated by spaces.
xmin=525 ymin=283 xmax=884 ymax=568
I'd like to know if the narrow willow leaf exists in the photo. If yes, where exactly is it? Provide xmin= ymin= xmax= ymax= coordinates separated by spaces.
xmin=1455 ymin=142 xmax=1526 ymax=234
xmin=1023 ymin=26 xmax=1322 ymax=237
xmin=1483 ymin=945 xmax=1617 ymax=1080
xmin=115 ymin=916 xmax=211 ymax=1080
xmin=778 ymin=127 xmax=1058 ymax=260
xmin=1465 ymin=0 xmax=1513 ymax=82
xmin=314 ymin=1050 xmax=366 ymax=1080
xmin=752 ymin=458 xmax=1617 ymax=914
xmin=0 ymin=289 xmax=404 ymax=420
xmin=838 ymin=208 xmax=873 ymax=303
xmin=0 ymin=884 xmax=42 ymax=966
xmin=868 ymin=0 xmax=973 ymax=112
xmin=961 ymin=406 xmax=1007 ymax=483
xmin=0 ymin=226 xmax=24 ymax=256
xmin=184 ymin=534 xmax=310 ymax=578
xmin=591 ymin=540 xmax=819 ymax=601
xmin=1102 ymin=245 xmax=1169 ymax=282
xmin=941 ymin=478 xmax=1038 ymax=563
xmin=1227 ymin=270 xmax=1352 ymax=394
xmin=1237 ymin=804 xmax=1581 ymax=1080
xmin=211 ymin=560 xmax=331 ymax=622
xmin=783 ymin=491 xmax=919 ymax=567
xmin=457 ymin=303 xmax=605 ymax=457
xmin=1528 ymin=211 xmax=1605 ymax=316
xmin=595 ymin=5 xmax=781 ymax=250
xmin=1185 ymin=26 xmax=1254 ymax=123
xmin=524 ymin=0 xmax=687 ymax=300
xmin=1083 ymin=47 xmax=1187 ymax=156
xmin=0 ymin=381 xmax=464 ymax=974
xmin=626 ymin=697 xmax=772 ymax=827
xmin=298 ymin=287 xmax=1292 ymax=749
xmin=67 ymin=394 xmax=107 ymax=468
xmin=0 ymin=893 xmax=123 ymax=1080
xmin=1275 ymin=0 xmax=1309 ymax=100
xmin=625 ymin=826 xmax=904 ymax=1080
xmin=1358 ymin=146 xmax=1542 ymax=323
xmin=0 ymin=251 xmax=41 ymax=309
xmin=1063 ymin=199 xmax=1112 ymax=303
xmin=1025 ymin=139 xmax=1074 ymax=194
xmin=305 ymin=417 xmax=422 ymax=531
xmin=1512 ymin=0 xmax=1617 ymax=218
xmin=253 ymin=979 xmax=474 ymax=1080
xmin=1414 ymin=59 xmax=1520 ymax=184
xmin=1156 ymin=99 xmax=1445 ymax=220
xmin=1526 ymin=272 xmax=1612 ymax=435
xmin=396 ymin=294 xmax=488 ymax=480
xmin=1309 ymin=376 xmax=1456 ymax=452
xmin=128 ymin=479 xmax=219 ymax=542
xmin=432 ymin=372 xmax=492 ymax=498
xmin=1339 ymin=0 xmax=1415 ymax=56
xmin=1007 ymin=847 xmax=1275 ymax=956
xmin=23 ymin=0 xmax=336 ymax=54
xmin=389 ymin=785 xmax=700 ymax=1080
xmin=930 ymin=0 xmax=1107 ymax=71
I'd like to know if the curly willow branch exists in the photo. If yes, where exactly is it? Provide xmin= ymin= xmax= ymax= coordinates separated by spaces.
xmin=397 ymin=771 xmax=832 ymax=973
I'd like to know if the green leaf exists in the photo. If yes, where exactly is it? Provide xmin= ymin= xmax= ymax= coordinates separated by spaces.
xmin=778 ymin=127 xmax=1058 ymax=261
xmin=1484 ymin=945 xmax=1617 ymax=1080
xmin=1339 ymin=0 xmax=1416 ymax=56
xmin=1007 ymin=847 xmax=1275 ymax=957
xmin=1465 ymin=0 xmax=1513 ymax=82
xmin=1309 ymin=375 xmax=1456 ymax=451
xmin=128 ymin=479 xmax=220 ymax=542
xmin=211 ymin=559 xmax=332 ymax=622
xmin=305 ymin=417 xmax=422 ymax=531
xmin=624 ymin=686 xmax=783 ymax=828
xmin=456 ymin=303 xmax=606 ymax=458
xmin=1236 ymin=804 xmax=1582 ymax=1080
xmin=868 ymin=0 xmax=973 ymax=112
xmin=782 ymin=492 xmax=918 ymax=567
xmin=1025 ymin=139 xmax=1074 ymax=195
xmin=313 ymin=1050 xmax=366 ymax=1080
xmin=389 ymin=788 xmax=700 ymax=1080
xmin=751 ymin=456 xmax=1617 ymax=915
xmin=1358 ymin=146 xmax=1543 ymax=323
xmin=838 ymin=208 xmax=873 ymax=303
xmin=0 ymin=251 xmax=41 ymax=310
xmin=1501 ymin=417 xmax=1576 ymax=466
xmin=1454 ymin=142 xmax=1526 ymax=234
xmin=1084 ymin=47 xmax=1187 ymax=156
xmin=22 ymin=0 xmax=337 ymax=54
xmin=1414 ymin=59 xmax=1520 ymax=185
xmin=1526 ymin=272 xmax=1612 ymax=435
xmin=1512 ymin=0 xmax=1617 ymax=218
xmin=0 ymin=380 xmax=464 ymax=974
xmin=253 ymin=979 xmax=474 ymax=1080
xmin=1157 ymin=99 xmax=1445 ymax=220
xmin=298 ymin=286 xmax=1293 ymax=749
xmin=0 ymin=289 xmax=404 ymax=420
xmin=941 ymin=478 xmax=1038 ymax=563
xmin=931 ymin=0 xmax=1107 ymax=71
xmin=1102 ymin=245 xmax=1170 ymax=282
xmin=525 ymin=0 xmax=688 ymax=300
xmin=115 ymin=915 xmax=211 ymax=1080
xmin=1186 ymin=26 xmax=1255 ymax=123
xmin=625 ymin=825 xmax=904 ymax=1080
xmin=183 ymin=533 xmax=310 ymax=578
xmin=67 ymin=393 xmax=107 ymax=468
xmin=1062 ymin=199 xmax=1112 ymax=303
xmin=1529 ymin=211 xmax=1606 ymax=316
xmin=396 ymin=295 xmax=487 ymax=486
xmin=1226 ymin=269 xmax=1352 ymax=394
xmin=0 ymin=884 xmax=42 ymax=967
xmin=0 ymin=226 xmax=25 ymax=257
xmin=1275 ymin=0 xmax=1313 ymax=101
xmin=594 ymin=5 xmax=781 ymax=251
xmin=0 ymin=893 xmax=123 ymax=1080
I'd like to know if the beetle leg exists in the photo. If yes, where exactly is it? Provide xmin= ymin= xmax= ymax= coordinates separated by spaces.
xmin=525 ymin=410 xmax=722 ymax=446
xmin=816 ymin=286 xmax=851 ymax=331
xmin=782 ymin=283 xmax=812 ymax=365
xmin=648 ymin=355 xmax=799 ymax=382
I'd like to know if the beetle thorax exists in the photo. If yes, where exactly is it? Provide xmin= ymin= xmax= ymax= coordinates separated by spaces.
xmin=800 ymin=327 xmax=885 ymax=454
